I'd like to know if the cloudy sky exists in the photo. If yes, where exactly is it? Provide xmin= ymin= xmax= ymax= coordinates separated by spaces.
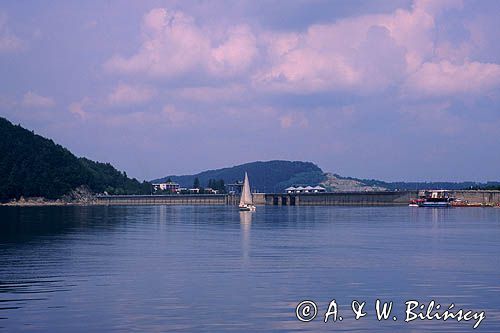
xmin=1 ymin=0 xmax=499 ymax=181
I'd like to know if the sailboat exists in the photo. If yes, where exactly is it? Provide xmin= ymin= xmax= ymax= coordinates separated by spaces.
xmin=239 ymin=172 xmax=256 ymax=211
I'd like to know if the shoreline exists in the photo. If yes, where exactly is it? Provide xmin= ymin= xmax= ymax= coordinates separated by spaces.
xmin=1 ymin=199 xmax=101 ymax=207
xmin=3 ymin=190 xmax=500 ymax=207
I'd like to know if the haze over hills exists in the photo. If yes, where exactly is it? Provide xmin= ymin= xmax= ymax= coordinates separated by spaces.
xmin=1 ymin=115 xmax=499 ymax=202
xmin=155 ymin=163 xmax=500 ymax=193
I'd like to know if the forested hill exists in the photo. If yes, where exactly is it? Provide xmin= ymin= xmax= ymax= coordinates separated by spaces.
xmin=0 ymin=117 xmax=150 ymax=201
xmin=153 ymin=160 xmax=325 ymax=192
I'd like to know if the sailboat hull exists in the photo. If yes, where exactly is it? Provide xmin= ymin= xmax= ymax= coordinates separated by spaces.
xmin=239 ymin=204 xmax=256 ymax=211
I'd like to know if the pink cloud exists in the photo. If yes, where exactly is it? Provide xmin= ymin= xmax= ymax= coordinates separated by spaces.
xmin=405 ymin=60 xmax=500 ymax=96
xmin=107 ymin=84 xmax=156 ymax=106
xmin=105 ymin=8 xmax=210 ymax=77
xmin=21 ymin=91 xmax=55 ymax=108
xmin=104 ymin=8 xmax=258 ymax=78
xmin=279 ymin=113 xmax=309 ymax=129
xmin=210 ymin=25 xmax=258 ymax=76
xmin=103 ymin=1 xmax=498 ymax=100
xmin=253 ymin=0 xmax=467 ymax=94
xmin=174 ymin=84 xmax=248 ymax=103
xmin=68 ymin=98 xmax=90 ymax=119
xmin=101 ymin=104 xmax=198 ymax=128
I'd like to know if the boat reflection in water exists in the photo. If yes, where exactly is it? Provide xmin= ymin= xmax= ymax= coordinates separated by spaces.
xmin=239 ymin=211 xmax=252 ymax=262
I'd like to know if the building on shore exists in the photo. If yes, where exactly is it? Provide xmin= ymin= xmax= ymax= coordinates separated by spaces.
xmin=285 ymin=186 xmax=326 ymax=194
xmin=204 ymin=188 xmax=219 ymax=194
xmin=152 ymin=181 xmax=180 ymax=193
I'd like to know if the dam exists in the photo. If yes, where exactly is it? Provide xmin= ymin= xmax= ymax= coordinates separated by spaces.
xmin=260 ymin=191 xmax=416 ymax=205
xmin=96 ymin=194 xmax=228 ymax=205
xmin=94 ymin=190 xmax=500 ymax=206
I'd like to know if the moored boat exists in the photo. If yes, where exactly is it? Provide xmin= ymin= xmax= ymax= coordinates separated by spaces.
xmin=409 ymin=190 xmax=454 ymax=207
xmin=418 ymin=190 xmax=453 ymax=207
xmin=409 ymin=199 xmax=424 ymax=207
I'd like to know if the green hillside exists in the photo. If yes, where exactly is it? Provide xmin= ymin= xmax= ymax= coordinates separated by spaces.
xmin=0 ymin=117 xmax=150 ymax=201
xmin=153 ymin=160 xmax=325 ymax=192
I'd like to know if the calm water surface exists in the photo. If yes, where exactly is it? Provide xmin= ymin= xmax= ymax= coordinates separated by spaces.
xmin=1 ymin=205 xmax=499 ymax=332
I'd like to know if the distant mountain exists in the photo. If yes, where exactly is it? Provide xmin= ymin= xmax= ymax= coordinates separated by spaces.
xmin=155 ymin=160 xmax=500 ymax=193
xmin=153 ymin=160 xmax=325 ymax=192
xmin=0 ymin=117 xmax=151 ymax=201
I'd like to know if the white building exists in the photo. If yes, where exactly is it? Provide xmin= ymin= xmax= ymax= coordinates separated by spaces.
xmin=285 ymin=186 xmax=326 ymax=194
xmin=152 ymin=181 xmax=180 ymax=193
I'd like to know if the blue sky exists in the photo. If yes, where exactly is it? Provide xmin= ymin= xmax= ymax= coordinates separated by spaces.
xmin=1 ymin=0 xmax=499 ymax=181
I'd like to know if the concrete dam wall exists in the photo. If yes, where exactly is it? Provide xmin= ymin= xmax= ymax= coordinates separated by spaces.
xmin=450 ymin=190 xmax=500 ymax=205
xmin=95 ymin=191 xmax=500 ymax=206
xmin=96 ymin=194 xmax=227 ymax=205
xmin=263 ymin=191 xmax=418 ymax=206
xmin=95 ymin=191 xmax=419 ymax=206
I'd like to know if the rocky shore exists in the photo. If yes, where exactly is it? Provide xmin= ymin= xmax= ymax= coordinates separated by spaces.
xmin=1 ymin=186 xmax=99 ymax=206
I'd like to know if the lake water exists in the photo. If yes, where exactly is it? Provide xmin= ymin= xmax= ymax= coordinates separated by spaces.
xmin=1 ymin=205 xmax=500 ymax=332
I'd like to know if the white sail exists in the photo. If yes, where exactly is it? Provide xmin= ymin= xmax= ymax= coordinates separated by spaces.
xmin=239 ymin=172 xmax=253 ymax=206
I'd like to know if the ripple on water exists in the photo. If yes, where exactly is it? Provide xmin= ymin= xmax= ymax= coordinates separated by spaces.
xmin=0 ymin=205 xmax=499 ymax=332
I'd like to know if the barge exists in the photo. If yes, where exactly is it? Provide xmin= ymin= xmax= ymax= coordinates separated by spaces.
xmin=410 ymin=190 xmax=453 ymax=208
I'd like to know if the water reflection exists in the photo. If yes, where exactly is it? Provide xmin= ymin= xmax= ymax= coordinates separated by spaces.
xmin=0 ymin=206 xmax=499 ymax=332
xmin=239 ymin=211 xmax=252 ymax=262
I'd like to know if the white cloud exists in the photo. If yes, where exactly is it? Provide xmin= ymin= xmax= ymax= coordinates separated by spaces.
xmin=107 ymin=84 xmax=156 ymax=106
xmin=252 ymin=0 xmax=484 ymax=96
xmin=104 ymin=8 xmax=258 ymax=78
xmin=253 ymin=2 xmax=440 ymax=93
xmin=103 ymin=1 xmax=499 ymax=100
xmin=105 ymin=8 xmax=210 ymax=77
xmin=209 ymin=25 xmax=258 ymax=76
xmin=21 ymin=92 xmax=55 ymax=108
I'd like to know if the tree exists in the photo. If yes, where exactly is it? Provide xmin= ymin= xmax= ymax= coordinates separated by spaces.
xmin=0 ymin=116 xmax=152 ymax=201
xmin=205 ymin=178 xmax=226 ymax=193
xmin=193 ymin=177 xmax=200 ymax=189
xmin=214 ymin=179 xmax=225 ymax=193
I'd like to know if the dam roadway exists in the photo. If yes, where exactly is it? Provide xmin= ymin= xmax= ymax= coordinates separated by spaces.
xmin=95 ymin=190 xmax=500 ymax=206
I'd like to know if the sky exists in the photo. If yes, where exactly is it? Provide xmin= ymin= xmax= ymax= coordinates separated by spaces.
xmin=0 ymin=0 xmax=499 ymax=182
